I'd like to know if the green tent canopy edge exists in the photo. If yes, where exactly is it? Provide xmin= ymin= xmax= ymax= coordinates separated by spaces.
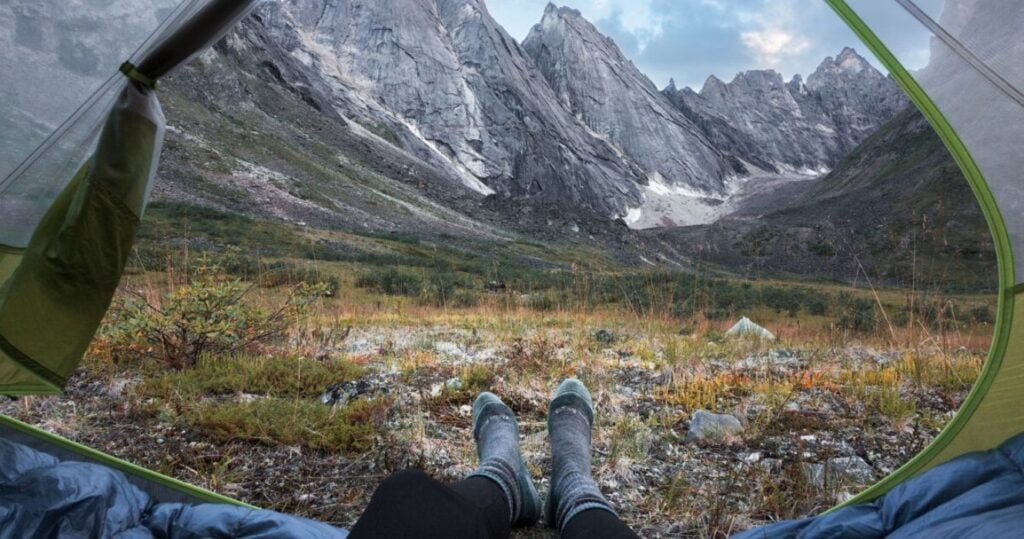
xmin=826 ymin=0 xmax=1018 ymax=509
xmin=0 ymin=411 xmax=252 ymax=507
xmin=0 ymin=0 xmax=1019 ymax=522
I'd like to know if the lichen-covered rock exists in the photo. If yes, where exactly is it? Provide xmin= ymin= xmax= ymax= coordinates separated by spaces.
xmin=686 ymin=410 xmax=744 ymax=443
xmin=803 ymin=455 xmax=876 ymax=487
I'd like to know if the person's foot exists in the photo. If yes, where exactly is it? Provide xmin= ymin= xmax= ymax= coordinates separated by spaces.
xmin=469 ymin=391 xmax=541 ymax=527
xmin=545 ymin=378 xmax=617 ymax=529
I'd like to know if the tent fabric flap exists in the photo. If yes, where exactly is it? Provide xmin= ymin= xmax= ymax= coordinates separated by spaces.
xmin=0 ymin=83 xmax=163 ymax=394
xmin=0 ymin=0 xmax=260 ymax=394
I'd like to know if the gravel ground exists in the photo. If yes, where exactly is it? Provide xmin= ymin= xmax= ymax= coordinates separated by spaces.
xmin=1 ymin=325 xmax=973 ymax=537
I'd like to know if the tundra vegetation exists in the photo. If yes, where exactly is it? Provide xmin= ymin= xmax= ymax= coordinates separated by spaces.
xmin=2 ymin=204 xmax=993 ymax=537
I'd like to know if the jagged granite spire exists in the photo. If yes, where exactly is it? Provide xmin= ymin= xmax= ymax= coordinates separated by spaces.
xmin=264 ymin=0 xmax=647 ymax=217
xmin=523 ymin=3 xmax=739 ymax=194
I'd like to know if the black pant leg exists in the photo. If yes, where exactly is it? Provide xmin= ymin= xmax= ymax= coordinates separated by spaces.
xmin=561 ymin=508 xmax=639 ymax=539
xmin=449 ymin=475 xmax=512 ymax=535
xmin=349 ymin=469 xmax=510 ymax=539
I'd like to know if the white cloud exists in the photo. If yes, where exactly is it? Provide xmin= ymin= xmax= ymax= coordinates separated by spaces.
xmin=740 ymin=28 xmax=810 ymax=68
xmin=487 ymin=0 xmax=664 ymax=51
xmin=595 ymin=0 xmax=665 ymax=51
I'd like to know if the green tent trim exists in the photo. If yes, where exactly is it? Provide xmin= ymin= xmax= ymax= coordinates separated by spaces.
xmin=826 ymin=0 xmax=1018 ymax=508
xmin=0 ymin=412 xmax=251 ymax=506
xmin=0 ymin=0 xmax=1019 ymax=524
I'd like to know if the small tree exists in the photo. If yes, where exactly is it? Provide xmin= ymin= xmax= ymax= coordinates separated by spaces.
xmin=106 ymin=264 xmax=326 ymax=369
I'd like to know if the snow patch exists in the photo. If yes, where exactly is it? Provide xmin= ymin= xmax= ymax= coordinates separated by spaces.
xmin=387 ymin=117 xmax=495 ymax=196
xmin=623 ymin=206 xmax=643 ymax=225
xmin=624 ymin=171 xmax=824 ymax=230
xmin=814 ymin=123 xmax=836 ymax=135
xmin=774 ymin=162 xmax=831 ymax=177
xmin=839 ymin=55 xmax=865 ymax=73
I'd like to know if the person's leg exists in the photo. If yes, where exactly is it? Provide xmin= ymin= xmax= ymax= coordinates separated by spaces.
xmin=467 ymin=391 xmax=541 ymax=528
xmin=545 ymin=379 xmax=639 ymax=539
xmin=349 ymin=469 xmax=505 ymax=538
xmin=449 ymin=475 xmax=513 ymax=533
xmin=350 ymin=392 xmax=539 ymax=538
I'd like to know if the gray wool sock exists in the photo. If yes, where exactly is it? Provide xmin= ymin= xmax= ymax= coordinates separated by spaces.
xmin=546 ymin=379 xmax=617 ymax=530
xmin=467 ymin=392 xmax=540 ymax=526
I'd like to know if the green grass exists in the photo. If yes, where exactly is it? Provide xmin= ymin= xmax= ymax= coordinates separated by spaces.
xmin=136 ymin=353 xmax=376 ymax=452
xmin=185 ymin=397 xmax=389 ymax=453
xmin=139 ymin=353 xmax=364 ymax=400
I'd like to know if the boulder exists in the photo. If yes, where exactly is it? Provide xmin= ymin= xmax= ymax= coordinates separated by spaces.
xmin=319 ymin=378 xmax=372 ymax=407
xmin=803 ymin=456 xmax=875 ymax=486
xmin=686 ymin=410 xmax=744 ymax=443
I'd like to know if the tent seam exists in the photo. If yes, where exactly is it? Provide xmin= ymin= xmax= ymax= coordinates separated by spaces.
xmin=0 ymin=331 xmax=65 ymax=388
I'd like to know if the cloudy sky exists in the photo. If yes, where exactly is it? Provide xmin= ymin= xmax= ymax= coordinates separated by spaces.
xmin=487 ymin=0 xmax=944 ymax=91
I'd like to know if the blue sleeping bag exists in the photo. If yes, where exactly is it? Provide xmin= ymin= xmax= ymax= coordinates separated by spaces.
xmin=737 ymin=432 xmax=1024 ymax=538
xmin=0 ymin=438 xmax=348 ymax=538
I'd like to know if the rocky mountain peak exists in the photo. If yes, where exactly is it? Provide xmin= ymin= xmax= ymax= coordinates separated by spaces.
xmin=523 ymin=3 xmax=736 ymax=196
xmin=731 ymin=69 xmax=787 ymax=90
xmin=529 ymin=2 xmax=631 ymax=69
xmin=700 ymin=74 xmax=727 ymax=95
xmin=807 ymin=47 xmax=883 ymax=89
xmin=543 ymin=2 xmax=579 ymax=18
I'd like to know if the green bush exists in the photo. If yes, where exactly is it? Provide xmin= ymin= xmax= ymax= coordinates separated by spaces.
xmin=836 ymin=295 xmax=878 ymax=333
xmin=356 ymin=267 xmax=423 ymax=296
xmin=105 ymin=265 xmax=326 ymax=369
xmin=970 ymin=305 xmax=994 ymax=324
xmin=420 ymin=270 xmax=461 ymax=307
xmin=806 ymin=295 xmax=829 ymax=316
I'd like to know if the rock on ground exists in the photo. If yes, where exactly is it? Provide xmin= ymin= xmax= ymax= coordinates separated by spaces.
xmin=686 ymin=410 xmax=744 ymax=443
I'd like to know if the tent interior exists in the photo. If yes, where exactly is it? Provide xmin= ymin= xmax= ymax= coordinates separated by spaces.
xmin=0 ymin=0 xmax=1022 ymax=533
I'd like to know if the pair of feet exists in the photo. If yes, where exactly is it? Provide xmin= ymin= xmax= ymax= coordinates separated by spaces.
xmin=469 ymin=378 xmax=613 ymax=530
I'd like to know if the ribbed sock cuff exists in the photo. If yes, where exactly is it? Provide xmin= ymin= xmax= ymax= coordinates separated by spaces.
xmin=551 ymin=467 xmax=615 ymax=530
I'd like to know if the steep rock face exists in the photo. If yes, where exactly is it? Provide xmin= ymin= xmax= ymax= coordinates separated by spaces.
xmin=666 ymin=48 xmax=908 ymax=174
xmin=522 ymin=4 xmax=738 ymax=195
xmin=262 ymin=0 xmax=645 ymax=217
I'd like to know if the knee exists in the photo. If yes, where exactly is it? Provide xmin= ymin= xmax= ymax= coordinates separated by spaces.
xmin=374 ymin=468 xmax=435 ymax=498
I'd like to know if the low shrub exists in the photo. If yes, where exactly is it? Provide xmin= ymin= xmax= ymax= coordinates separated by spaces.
xmin=356 ymin=267 xmax=423 ymax=296
xmin=105 ymin=264 xmax=327 ymax=369
xmin=139 ymin=353 xmax=364 ymax=400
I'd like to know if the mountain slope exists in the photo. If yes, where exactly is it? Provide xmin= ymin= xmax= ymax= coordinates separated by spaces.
xmin=154 ymin=10 xmax=513 ymax=241
xmin=259 ymin=0 xmax=647 ymax=218
xmin=649 ymin=106 xmax=995 ymax=289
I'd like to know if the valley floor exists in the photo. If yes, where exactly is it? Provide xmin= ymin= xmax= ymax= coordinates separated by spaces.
xmin=1 ymin=294 xmax=988 ymax=537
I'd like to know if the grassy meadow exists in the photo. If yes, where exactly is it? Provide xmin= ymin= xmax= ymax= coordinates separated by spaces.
xmin=1 ymin=204 xmax=995 ymax=537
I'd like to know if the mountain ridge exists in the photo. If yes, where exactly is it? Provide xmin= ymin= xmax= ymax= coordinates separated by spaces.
xmin=137 ymin=0 xmax=972 ymax=283
xmin=664 ymin=46 xmax=908 ymax=176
